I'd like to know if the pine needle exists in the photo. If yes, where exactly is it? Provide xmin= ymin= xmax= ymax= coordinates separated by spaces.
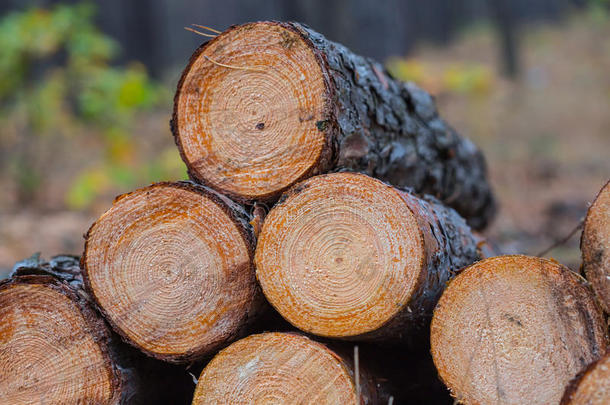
xmin=192 ymin=24 xmax=222 ymax=34
xmin=184 ymin=27 xmax=216 ymax=38
xmin=203 ymin=55 xmax=265 ymax=73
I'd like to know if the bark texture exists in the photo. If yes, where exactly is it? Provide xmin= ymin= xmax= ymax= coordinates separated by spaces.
xmin=581 ymin=179 xmax=610 ymax=313
xmin=296 ymin=21 xmax=496 ymax=230
xmin=171 ymin=21 xmax=496 ymax=230
xmin=372 ymin=185 xmax=483 ymax=341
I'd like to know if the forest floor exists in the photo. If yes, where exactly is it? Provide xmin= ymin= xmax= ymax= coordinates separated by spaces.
xmin=1 ymin=12 xmax=609 ymax=276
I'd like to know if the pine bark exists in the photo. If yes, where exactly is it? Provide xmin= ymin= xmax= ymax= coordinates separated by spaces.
xmin=581 ymin=179 xmax=610 ymax=313
xmin=294 ymin=21 xmax=496 ymax=230
xmin=367 ymin=185 xmax=484 ymax=341
xmin=171 ymin=21 xmax=496 ymax=230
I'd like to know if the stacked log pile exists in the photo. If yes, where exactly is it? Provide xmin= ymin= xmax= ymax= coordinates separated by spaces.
xmin=1 ymin=21 xmax=608 ymax=405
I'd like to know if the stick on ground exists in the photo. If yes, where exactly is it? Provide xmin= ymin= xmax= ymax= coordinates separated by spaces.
xmin=431 ymin=255 xmax=607 ymax=405
xmin=172 ymin=21 xmax=495 ymax=229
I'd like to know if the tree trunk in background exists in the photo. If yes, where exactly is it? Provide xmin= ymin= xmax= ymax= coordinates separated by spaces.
xmin=12 ymin=0 xmax=578 ymax=78
xmin=491 ymin=0 xmax=521 ymax=78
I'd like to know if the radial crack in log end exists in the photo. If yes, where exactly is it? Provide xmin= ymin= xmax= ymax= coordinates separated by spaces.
xmin=172 ymin=21 xmax=495 ymax=229
xmin=82 ymin=181 xmax=263 ymax=363
xmin=581 ymin=180 xmax=610 ymax=313
xmin=192 ymin=332 xmax=380 ymax=404
xmin=431 ymin=255 xmax=608 ymax=405
xmin=255 ymin=172 xmax=480 ymax=341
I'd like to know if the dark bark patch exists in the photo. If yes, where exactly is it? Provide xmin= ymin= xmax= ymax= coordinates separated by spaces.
xmin=279 ymin=31 xmax=297 ymax=49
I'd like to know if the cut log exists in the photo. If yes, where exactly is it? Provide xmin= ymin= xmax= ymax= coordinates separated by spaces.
xmin=255 ymin=172 xmax=481 ymax=340
xmin=82 ymin=181 xmax=263 ymax=363
xmin=431 ymin=255 xmax=608 ymax=405
xmin=1 ymin=254 xmax=196 ymax=405
xmin=171 ymin=21 xmax=496 ymax=229
xmin=561 ymin=351 xmax=610 ymax=405
xmin=192 ymin=332 xmax=380 ymax=404
xmin=0 ymin=262 xmax=123 ymax=404
xmin=581 ymin=180 xmax=610 ymax=313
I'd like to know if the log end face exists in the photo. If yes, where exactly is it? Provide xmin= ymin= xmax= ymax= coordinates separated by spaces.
xmin=255 ymin=173 xmax=425 ymax=338
xmin=431 ymin=255 xmax=607 ymax=405
xmin=582 ymin=180 xmax=610 ymax=312
xmin=561 ymin=352 xmax=610 ymax=405
xmin=83 ymin=182 xmax=259 ymax=362
xmin=192 ymin=332 xmax=359 ymax=404
xmin=173 ymin=22 xmax=334 ymax=201
xmin=0 ymin=279 xmax=120 ymax=404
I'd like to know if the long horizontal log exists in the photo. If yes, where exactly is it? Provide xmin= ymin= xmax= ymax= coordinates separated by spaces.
xmin=431 ymin=255 xmax=607 ymax=405
xmin=192 ymin=332 xmax=383 ymax=404
xmin=82 ymin=182 xmax=264 ymax=363
xmin=171 ymin=21 xmax=496 ymax=229
xmin=581 ymin=179 xmax=609 ymax=313
xmin=255 ymin=172 xmax=482 ymax=341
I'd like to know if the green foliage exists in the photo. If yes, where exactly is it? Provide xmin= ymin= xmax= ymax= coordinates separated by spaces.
xmin=0 ymin=2 xmax=182 ymax=210
xmin=588 ymin=0 xmax=610 ymax=23
xmin=386 ymin=58 xmax=494 ymax=96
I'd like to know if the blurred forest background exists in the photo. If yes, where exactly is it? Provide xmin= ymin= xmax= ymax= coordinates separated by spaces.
xmin=0 ymin=0 xmax=609 ymax=276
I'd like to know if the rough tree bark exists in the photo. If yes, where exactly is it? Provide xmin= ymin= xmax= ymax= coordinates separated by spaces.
xmin=191 ymin=332 xmax=385 ymax=405
xmin=581 ymin=179 xmax=609 ymax=313
xmin=255 ymin=172 xmax=482 ymax=341
xmin=561 ymin=351 xmax=610 ymax=405
xmin=0 ymin=255 xmax=195 ymax=405
xmin=82 ymin=181 xmax=264 ymax=363
xmin=431 ymin=255 xmax=608 ymax=405
xmin=171 ymin=21 xmax=496 ymax=230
